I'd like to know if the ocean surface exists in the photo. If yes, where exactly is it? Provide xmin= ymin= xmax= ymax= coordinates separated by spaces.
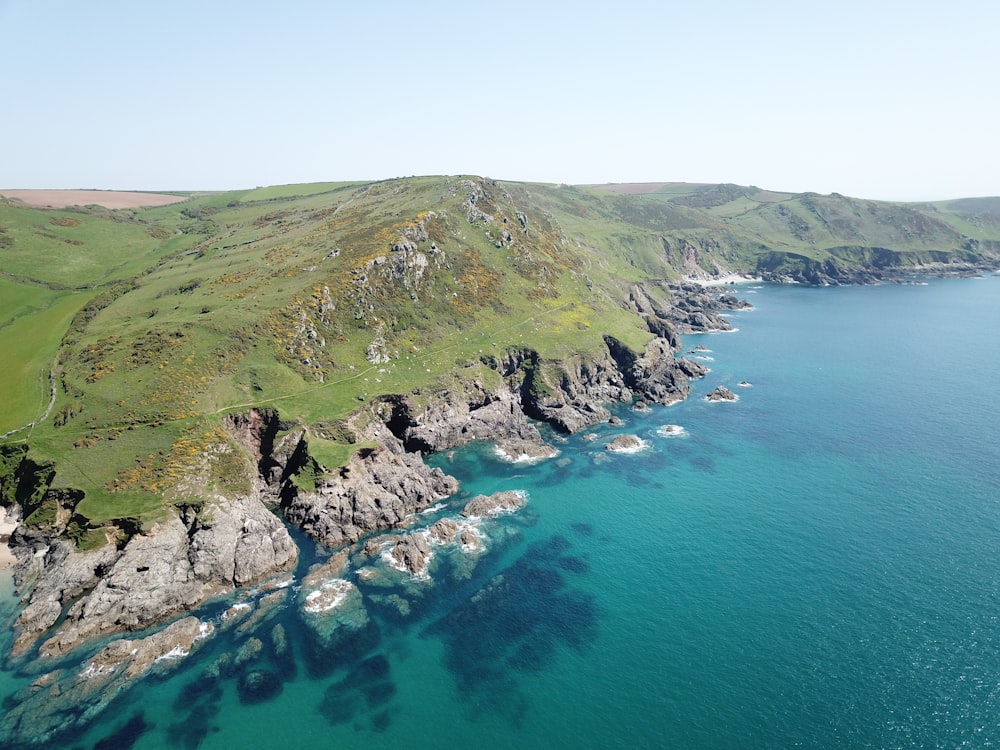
xmin=2 ymin=274 xmax=999 ymax=749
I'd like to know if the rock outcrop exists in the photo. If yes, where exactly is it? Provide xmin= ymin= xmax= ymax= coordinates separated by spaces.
xmin=378 ymin=378 xmax=542 ymax=453
xmin=11 ymin=493 xmax=296 ymax=659
xmin=0 ymin=616 xmax=211 ymax=746
xmin=706 ymin=385 xmax=738 ymax=402
xmin=3 ymin=280 xmax=744 ymax=668
xmin=283 ymin=445 xmax=459 ymax=548
xmin=462 ymin=490 xmax=527 ymax=518
xmin=605 ymin=434 xmax=645 ymax=452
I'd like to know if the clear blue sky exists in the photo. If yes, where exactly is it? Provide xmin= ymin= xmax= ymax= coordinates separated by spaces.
xmin=2 ymin=0 xmax=998 ymax=200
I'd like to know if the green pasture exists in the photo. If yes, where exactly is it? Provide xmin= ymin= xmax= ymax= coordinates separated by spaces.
xmin=0 ymin=278 xmax=63 ymax=327
xmin=0 ymin=291 xmax=90 ymax=434
xmin=0 ymin=205 xmax=179 ymax=288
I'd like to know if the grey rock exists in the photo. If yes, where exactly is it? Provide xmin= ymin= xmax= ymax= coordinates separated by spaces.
xmin=462 ymin=490 xmax=526 ymax=518
xmin=387 ymin=533 xmax=432 ymax=576
xmin=13 ymin=492 xmax=296 ymax=660
xmin=428 ymin=517 xmax=460 ymax=544
xmin=284 ymin=446 xmax=458 ymax=548
xmin=605 ymin=434 xmax=644 ymax=452
xmin=706 ymin=386 xmax=738 ymax=402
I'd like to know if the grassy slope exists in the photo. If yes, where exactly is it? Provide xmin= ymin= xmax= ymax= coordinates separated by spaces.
xmin=0 ymin=291 xmax=90 ymax=433
xmin=2 ymin=177 xmax=999 ymax=536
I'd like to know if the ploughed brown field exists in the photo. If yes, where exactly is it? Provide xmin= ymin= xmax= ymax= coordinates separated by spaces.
xmin=0 ymin=189 xmax=189 ymax=209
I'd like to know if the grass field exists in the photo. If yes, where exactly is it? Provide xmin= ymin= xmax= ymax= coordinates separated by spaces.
xmin=0 ymin=291 xmax=90 ymax=434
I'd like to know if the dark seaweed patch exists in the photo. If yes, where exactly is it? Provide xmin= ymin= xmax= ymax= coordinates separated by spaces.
xmin=363 ymin=679 xmax=397 ymax=708
xmin=343 ymin=654 xmax=391 ymax=688
xmin=94 ymin=712 xmax=152 ymax=750
xmin=570 ymin=522 xmax=594 ymax=537
xmin=172 ymin=677 xmax=223 ymax=711
xmin=167 ymin=703 xmax=220 ymax=750
xmin=426 ymin=535 xmax=600 ymax=724
xmin=557 ymin=555 xmax=590 ymax=574
xmin=370 ymin=708 xmax=393 ymax=733
xmin=318 ymin=652 xmax=397 ymax=727
xmin=303 ymin=618 xmax=382 ymax=679
xmin=237 ymin=669 xmax=284 ymax=705
xmin=690 ymin=455 xmax=717 ymax=473
xmin=318 ymin=689 xmax=362 ymax=726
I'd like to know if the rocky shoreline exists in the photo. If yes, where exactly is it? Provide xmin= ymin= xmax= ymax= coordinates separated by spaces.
xmin=0 ymin=282 xmax=744 ymax=745
xmin=4 ymin=284 xmax=744 ymax=654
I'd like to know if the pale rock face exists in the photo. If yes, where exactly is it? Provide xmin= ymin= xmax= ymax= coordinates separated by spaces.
xmin=13 ymin=493 xmax=297 ymax=660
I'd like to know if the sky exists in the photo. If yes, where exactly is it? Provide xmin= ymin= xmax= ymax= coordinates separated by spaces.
xmin=2 ymin=0 xmax=998 ymax=200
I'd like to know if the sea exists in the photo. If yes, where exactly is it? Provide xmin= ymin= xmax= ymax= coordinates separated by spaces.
xmin=2 ymin=274 xmax=999 ymax=749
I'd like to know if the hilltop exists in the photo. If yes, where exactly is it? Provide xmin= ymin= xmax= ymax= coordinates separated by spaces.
xmin=1 ymin=176 xmax=999 ymax=689
xmin=3 ymin=174 xmax=1000 ymax=539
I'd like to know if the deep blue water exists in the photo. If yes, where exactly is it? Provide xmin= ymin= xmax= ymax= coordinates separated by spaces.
xmin=2 ymin=274 xmax=999 ymax=749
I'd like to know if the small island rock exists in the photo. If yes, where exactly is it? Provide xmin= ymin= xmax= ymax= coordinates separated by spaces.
xmin=706 ymin=386 xmax=738 ymax=402
xmin=605 ymin=434 xmax=645 ymax=452
xmin=461 ymin=490 xmax=526 ymax=518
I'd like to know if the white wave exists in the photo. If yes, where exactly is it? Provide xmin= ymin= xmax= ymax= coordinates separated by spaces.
xmin=606 ymin=438 xmax=650 ymax=454
xmin=492 ymin=444 xmax=559 ymax=464
xmin=303 ymin=578 xmax=355 ymax=613
xmin=221 ymin=602 xmax=252 ymax=621
xmin=155 ymin=646 xmax=190 ymax=662
xmin=656 ymin=424 xmax=687 ymax=438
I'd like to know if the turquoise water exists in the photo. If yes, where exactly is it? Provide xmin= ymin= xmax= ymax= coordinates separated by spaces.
xmin=2 ymin=275 xmax=999 ymax=748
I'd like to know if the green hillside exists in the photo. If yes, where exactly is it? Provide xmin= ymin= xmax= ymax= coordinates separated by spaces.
xmin=2 ymin=177 xmax=999 ymax=539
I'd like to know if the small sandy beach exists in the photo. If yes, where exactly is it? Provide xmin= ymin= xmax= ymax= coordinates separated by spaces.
xmin=0 ymin=507 xmax=17 ymax=570
xmin=685 ymin=273 xmax=761 ymax=287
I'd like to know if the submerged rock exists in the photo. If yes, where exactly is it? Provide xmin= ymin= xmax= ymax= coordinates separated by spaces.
xmin=237 ymin=669 xmax=284 ymax=705
xmin=0 ymin=617 xmax=211 ymax=747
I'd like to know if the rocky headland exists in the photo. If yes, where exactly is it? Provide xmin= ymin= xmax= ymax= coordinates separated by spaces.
xmin=0 ymin=283 xmax=742 ymax=746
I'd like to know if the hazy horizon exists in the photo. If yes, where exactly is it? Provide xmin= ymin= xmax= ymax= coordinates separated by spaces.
xmin=3 ymin=0 xmax=998 ymax=202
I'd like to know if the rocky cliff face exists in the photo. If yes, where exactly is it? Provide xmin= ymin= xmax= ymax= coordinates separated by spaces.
xmin=10 ymin=488 xmax=296 ymax=661
xmin=283 ymin=446 xmax=459 ymax=549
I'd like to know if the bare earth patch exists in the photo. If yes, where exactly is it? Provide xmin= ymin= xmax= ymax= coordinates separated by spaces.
xmin=0 ymin=189 xmax=189 ymax=210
